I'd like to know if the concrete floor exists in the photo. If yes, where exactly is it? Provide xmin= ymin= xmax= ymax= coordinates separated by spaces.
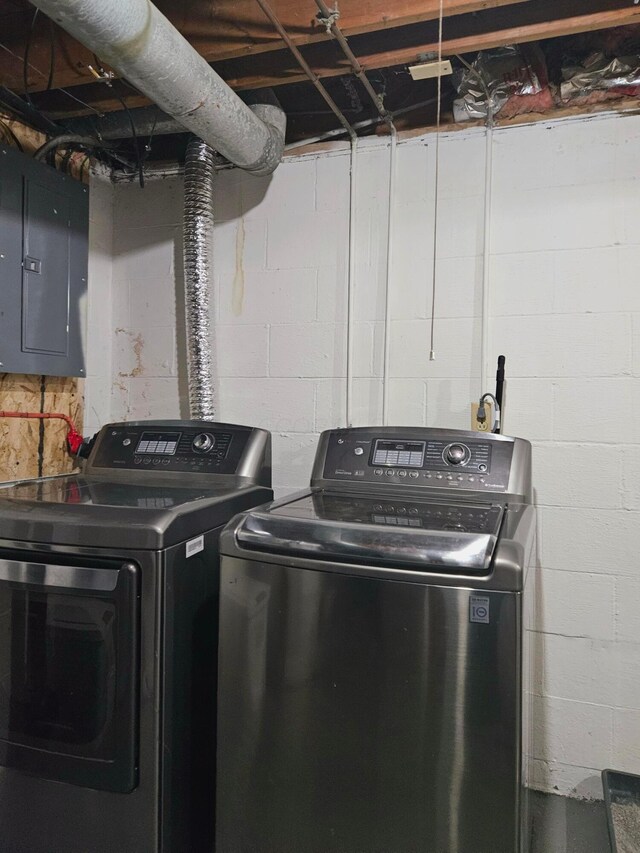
xmin=530 ymin=790 xmax=611 ymax=853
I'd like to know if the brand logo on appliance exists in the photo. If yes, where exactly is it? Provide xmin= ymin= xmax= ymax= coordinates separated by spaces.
xmin=470 ymin=595 xmax=490 ymax=624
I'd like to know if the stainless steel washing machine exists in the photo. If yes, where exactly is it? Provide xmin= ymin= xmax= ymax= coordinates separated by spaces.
xmin=0 ymin=419 xmax=272 ymax=853
xmin=217 ymin=426 xmax=535 ymax=853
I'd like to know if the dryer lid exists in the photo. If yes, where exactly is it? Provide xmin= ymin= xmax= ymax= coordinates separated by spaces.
xmin=235 ymin=491 xmax=505 ymax=572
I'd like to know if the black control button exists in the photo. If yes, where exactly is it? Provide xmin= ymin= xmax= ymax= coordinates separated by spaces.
xmin=192 ymin=433 xmax=215 ymax=454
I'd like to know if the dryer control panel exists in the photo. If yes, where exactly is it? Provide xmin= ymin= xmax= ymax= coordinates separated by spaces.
xmin=313 ymin=427 xmax=529 ymax=498
xmin=85 ymin=420 xmax=269 ymax=481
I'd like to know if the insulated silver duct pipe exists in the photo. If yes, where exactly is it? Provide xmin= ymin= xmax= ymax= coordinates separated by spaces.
xmin=30 ymin=0 xmax=286 ymax=175
xmin=183 ymin=139 xmax=216 ymax=419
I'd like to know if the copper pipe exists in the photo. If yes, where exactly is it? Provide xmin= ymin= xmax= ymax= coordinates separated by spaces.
xmin=314 ymin=0 xmax=392 ymax=124
xmin=254 ymin=0 xmax=356 ymax=140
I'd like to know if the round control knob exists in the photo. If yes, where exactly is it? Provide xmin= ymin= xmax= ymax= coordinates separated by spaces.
xmin=445 ymin=443 xmax=469 ymax=466
xmin=354 ymin=447 xmax=364 ymax=456
xmin=192 ymin=432 xmax=215 ymax=454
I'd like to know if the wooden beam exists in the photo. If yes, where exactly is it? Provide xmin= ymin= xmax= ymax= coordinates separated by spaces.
xmin=0 ymin=0 xmax=528 ymax=94
xmin=11 ymin=0 xmax=640 ymax=116
xmin=214 ymin=0 xmax=640 ymax=90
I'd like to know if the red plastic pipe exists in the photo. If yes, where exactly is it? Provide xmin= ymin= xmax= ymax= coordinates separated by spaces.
xmin=0 ymin=411 xmax=84 ymax=454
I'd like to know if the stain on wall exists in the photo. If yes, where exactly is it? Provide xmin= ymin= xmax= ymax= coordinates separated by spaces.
xmin=232 ymin=217 xmax=245 ymax=316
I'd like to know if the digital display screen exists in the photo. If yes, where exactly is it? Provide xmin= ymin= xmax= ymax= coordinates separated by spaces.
xmin=371 ymin=514 xmax=422 ymax=527
xmin=372 ymin=440 xmax=426 ymax=468
xmin=135 ymin=431 xmax=181 ymax=456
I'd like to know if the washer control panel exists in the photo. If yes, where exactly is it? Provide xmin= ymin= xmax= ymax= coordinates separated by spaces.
xmin=90 ymin=423 xmax=247 ymax=475
xmin=318 ymin=428 xmax=516 ymax=494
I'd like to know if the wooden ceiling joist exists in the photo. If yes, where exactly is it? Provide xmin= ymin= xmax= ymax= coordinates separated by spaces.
xmin=0 ymin=0 xmax=528 ymax=95
xmin=218 ymin=0 xmax=640 ymax=91
xmin=1 ymin=0 xmax=639 ymax=120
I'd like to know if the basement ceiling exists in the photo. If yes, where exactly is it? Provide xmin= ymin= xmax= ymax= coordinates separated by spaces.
xmin=1 ymin=0 xmax=640 ymax=164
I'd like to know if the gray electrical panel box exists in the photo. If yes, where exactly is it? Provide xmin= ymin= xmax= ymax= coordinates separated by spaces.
xmin=0 ymin=145 xmax=89 ymax=377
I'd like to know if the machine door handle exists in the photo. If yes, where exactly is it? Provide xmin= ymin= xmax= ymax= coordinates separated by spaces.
xmin=0 ymin=559 xmax=129 ymax=591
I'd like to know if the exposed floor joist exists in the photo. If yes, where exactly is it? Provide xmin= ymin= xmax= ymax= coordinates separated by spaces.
xmin=0 ymin=0 xmax=529 ymax=95
xmin=218 ymin=0 xmax=640 ymax=91
xmin=1 ymin=0 xmax=639 ymax=150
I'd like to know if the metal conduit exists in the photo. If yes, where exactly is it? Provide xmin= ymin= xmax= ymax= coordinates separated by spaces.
xmin=254 ymin=0 xmax=356 ymax=141
xmin=183 ymin=139 xmax=216 ymax=419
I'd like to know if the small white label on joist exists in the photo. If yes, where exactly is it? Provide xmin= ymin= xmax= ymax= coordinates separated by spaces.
xmin=186 ymin=535 xmax=204 ymax=558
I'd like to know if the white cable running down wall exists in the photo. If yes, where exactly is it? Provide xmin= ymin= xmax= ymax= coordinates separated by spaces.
xmin=346 ymin=137 xmax=358 ymax=427
xmin=381 ymin=125 xmax=398 ymax=427
xmin=480 ymin=123 xmax=494 ymax=394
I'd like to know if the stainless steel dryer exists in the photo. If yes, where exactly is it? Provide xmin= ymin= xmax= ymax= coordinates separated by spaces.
xmin=217 ymin=427 xmax=535 ymax=853
xmin=0 ymin=420 xmax=272 ymax=853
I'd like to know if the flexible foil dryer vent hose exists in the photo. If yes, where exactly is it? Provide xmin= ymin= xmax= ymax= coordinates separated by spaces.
xmin=184 ymin=139 xmax=216 ymax=420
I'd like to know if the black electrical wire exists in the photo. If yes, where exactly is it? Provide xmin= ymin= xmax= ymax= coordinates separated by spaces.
xmin=90 ymin=53 xmax=144 ymax=188
xmin=60 ymin=147 xmax=74 ymax=174
xmin=495 ymin=355 xmax=506 ymax=420
xmin=46 ymin=19 xmax=55 ymax=91
xmin=115 ymin=94 xmax=144 ymax=187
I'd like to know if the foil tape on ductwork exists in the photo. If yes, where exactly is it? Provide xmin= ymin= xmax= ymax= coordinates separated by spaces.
xmin=452 ymin=45 xmax=552 ymax=122
xmin=183 ymin=138 xmax=216 ymax=420
xmin=560 ymin=52 xmax=640 ymax=102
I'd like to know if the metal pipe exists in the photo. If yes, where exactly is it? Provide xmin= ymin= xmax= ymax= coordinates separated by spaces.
xmin=30 ymin=0 xmax=286 ymax=175
xmin=314 ymin=0 xmax=391 ymax=124
xmin=254 ymin=0 xmax=356 ymax=141
xmin=284 ymin=96 xmax=439 ymax=151
xmin=381 ymin=125 xmax=398 ymax=427
xmin=63 ymin=105 xmax=185 ymax=140
xmin=183 ymin=139 xmax=216 ymax=419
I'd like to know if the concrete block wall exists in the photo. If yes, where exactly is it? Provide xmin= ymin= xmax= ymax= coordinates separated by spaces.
xmin=93 ymin=111 xmax=640 ymax=798
xmin=83 ymin=171 xmax=114 ymax=435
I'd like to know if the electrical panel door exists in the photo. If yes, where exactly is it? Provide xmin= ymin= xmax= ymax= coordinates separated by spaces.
xmin=0 ymin=145 xmax=89 ymax=377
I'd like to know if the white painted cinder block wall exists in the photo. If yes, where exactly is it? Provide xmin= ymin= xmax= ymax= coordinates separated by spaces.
xmin=86 ymin=111 xmax=640 ymax=799
xmin=84 ymin=171 xmax=114 ymax=436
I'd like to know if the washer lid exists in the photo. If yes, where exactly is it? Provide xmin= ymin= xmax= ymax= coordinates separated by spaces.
xmin=235 ymin=491 xmax=505 ymax=573
xmin=0 ymin=474 xmax=272 ymax=550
